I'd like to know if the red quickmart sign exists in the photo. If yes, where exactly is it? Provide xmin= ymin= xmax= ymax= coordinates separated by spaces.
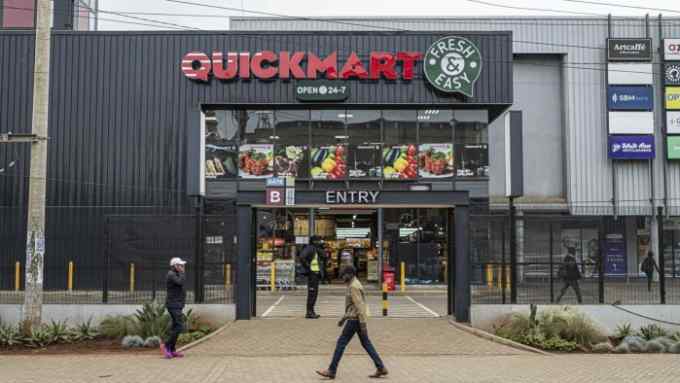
xmin=181 ymin=51 xmax=423 ymax=81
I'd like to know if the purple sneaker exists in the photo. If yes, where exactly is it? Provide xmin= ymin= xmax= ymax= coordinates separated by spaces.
xmin=161 ymin=344 xmax=174 ymax=359
xmin=171 ymin=351 xmax=185 ymax=358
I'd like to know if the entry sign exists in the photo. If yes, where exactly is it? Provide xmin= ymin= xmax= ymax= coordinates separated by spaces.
xmin=607 ymin=85 xmax=653 ymax=110
xmin=608 ymin=135 xmax=655 ymax=160
xmin=607 ymin=38 xmax=652 ymax=61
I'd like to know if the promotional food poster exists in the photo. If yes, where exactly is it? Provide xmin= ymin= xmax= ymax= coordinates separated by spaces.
xmin=310 ymin=145 xmax=347 ymax=180
xmin=349 ymin=145 xmax=381 ymax=178
xmin=205 ymin=143 xmax=238 ymax=179
xmin=239 ymin=144 xmax=274 ymax=178
xmin=274 ymin=145 xmax=306 ymax=177
xmin=418 ymin=144 xmax=454 ymax=178
xmin=383 ymin=144 xmax=418 ymax=179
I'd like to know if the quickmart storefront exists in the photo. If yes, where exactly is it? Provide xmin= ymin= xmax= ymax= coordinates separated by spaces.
xmin=183 ymin=32 xmax=515 ymax=319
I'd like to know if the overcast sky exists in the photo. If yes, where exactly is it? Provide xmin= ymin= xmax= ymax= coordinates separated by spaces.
xmin=97 ymin=0 xmax=680 ymax=30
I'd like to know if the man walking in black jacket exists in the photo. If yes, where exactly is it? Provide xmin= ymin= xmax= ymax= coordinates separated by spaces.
xmin=300 ymin=236 xmax=323 ymax=319
xmin=556 ymin=247 xmax=583 ymax=304
xmin=161 ymin=257 xmax=187 ymax=359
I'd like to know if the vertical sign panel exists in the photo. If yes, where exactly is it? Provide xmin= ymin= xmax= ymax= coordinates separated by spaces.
xmin=505 ymin=111 xmax=524 ymax=198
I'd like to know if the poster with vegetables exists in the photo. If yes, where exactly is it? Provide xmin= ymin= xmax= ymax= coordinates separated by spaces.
xmin=205 ymin=144 xmax=238 ymax=179
xmin=239 ymin=144 xmax=274 ymax=178
xmin=310 ymin=145 xmax=347 ymax=180
xmin=383 ymin=144 xmax=418 ymax=180
xmin=419 ymin=144 xmax=454 ymax=178
xmin=274 ymin=145 xmax=306 ymax=177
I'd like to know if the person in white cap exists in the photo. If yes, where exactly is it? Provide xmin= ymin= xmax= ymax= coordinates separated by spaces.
xmin=161 ymin=257 xmax=187 ymax=359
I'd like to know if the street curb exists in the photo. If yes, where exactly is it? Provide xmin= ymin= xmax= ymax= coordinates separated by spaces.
xmin=447 ymin=319 xmax=553 ymax=356
xmin=177 ymin=321 xmax=234 ymax=352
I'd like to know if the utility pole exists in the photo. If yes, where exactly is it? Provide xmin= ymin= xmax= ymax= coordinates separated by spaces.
xmin=22 ymin=0 xmax=53 ymax=333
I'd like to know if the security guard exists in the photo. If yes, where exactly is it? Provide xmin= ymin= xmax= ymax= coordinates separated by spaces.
xmin=301 ymin=235 xmax=323 ymax=319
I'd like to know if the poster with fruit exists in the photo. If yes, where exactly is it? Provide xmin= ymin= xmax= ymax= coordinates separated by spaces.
xmin=382 ymin=144 xmax=418 ymax=180
xmin=239 ymin=144 xmax=274 ymax=178
xmin=274 ymin=145 xmax=306 ymax=177
xmin=419 ymin=144 xmax=454 ymax=178
xmin=310 ymin=145 xmax=347 ymax=180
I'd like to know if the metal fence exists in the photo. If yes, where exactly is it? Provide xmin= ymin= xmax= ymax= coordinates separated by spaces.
xmin=470 ymin=213 xmax=680 ymax=305
xmin=0 ymin=206 xmax=236 ymax=304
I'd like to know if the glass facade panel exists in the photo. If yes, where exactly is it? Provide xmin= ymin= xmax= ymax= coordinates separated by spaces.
xmin=383 ymin=110 xmax=417 ymax=145
xmin=453 ymin=110 xmax=489 ymax=177
xmin=3 ymin=0 xmax=35 ymax=28
xmin=274 ymin=110 xmax=309 ymax=178
xmin=347 ymin=110 xmax=381 ymax=178
xmin=311 ymin=110 xmax=347 ymax=180
xmin=204 ymin=110 xmax=238 ymax=179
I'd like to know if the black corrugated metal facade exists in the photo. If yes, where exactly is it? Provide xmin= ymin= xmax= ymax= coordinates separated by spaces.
xmin=0 ymin=30 xmax=512 ymax=289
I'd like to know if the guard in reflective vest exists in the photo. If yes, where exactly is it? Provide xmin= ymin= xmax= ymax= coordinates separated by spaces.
xmin=301 ymin=235 xmax=323 ymax=319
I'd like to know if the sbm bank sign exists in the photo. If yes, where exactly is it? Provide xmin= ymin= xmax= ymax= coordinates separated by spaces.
xmin=181 ymin=35 xmax=483 ymax=97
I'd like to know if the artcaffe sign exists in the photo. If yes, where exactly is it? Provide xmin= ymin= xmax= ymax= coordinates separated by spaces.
xmin=424 ymin=36 xmax=482 ymax=97
xmin=325 ymin=190 xmax=380 ymax=204
xmin=607 ymin=38 xmax=652 ymax=61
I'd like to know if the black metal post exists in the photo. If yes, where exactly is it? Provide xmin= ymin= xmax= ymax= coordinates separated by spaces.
xmin=599 ymin=217 xmax=605 ymax=304
xmin=673 ymin=230 xmax=677 ymax=278
xmin=658 ymin=207 xmax=666 ymax=304
xmin=194 ymin=196 xmax=205 ymax=303
xmin=501 ymin=222 xmax=506 ymax=304
xmin=236 ymin=205 xmax=253 ymax=320
xmin=454 ymin=206 xmax=470 ymax=322
xmin=102 ymin=217 xmax=110 ymax=303
xmin=509 ymin=197 xmax=518 ymax=303
xmin=448 ymin=208 xmax=455 ymax=315
xmin=549 ymin=223 xmax=554 ymax=303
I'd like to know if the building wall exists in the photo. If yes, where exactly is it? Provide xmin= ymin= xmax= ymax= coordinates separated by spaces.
xmin=489 ymin=54 xmax=565 ymax=202
xmin=230 ymin=17 xmax=680 ymax=216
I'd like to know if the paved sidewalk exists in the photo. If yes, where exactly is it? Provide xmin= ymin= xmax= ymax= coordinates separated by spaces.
xmin=2 ymin=319 xmax=680 ymax=383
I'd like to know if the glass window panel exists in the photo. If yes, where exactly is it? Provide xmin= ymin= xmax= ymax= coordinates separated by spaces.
xmin=453 ymin=110 xmax=489 ymax=177
xmin=3 ymin=0 xmax=35 ymax=28
xmin=383 ymin=110 xmax=417 ymax=145
xmin=418 ymin=109 xmax=453 ymax=144
xmin=204 ymin=110 xmax=238 ymax=179
xmin=310 ymin=110 xmax=347 ymax=180
xmin=239 ymin=110 xmax=274 ymax=144
xmin=347 ymin=110 xmax=381 ymax=178
xmin=274 ymin=110 xmax=309 ymax=178
xmin=417 ymin=209 xmax=448 ymax=284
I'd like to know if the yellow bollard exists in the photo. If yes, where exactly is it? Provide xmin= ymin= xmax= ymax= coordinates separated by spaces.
xmin=224 ymin=263 xmax=231 ymax=286
xmin=68 ymin=261 xmax=74 ymax=292
xmin=382 ymin=282 xmax=389 ymax=316
xmin=486 ymin=264 xmax=494 ymax=288
xmin=14 ymin=262 xmax=20 ymax=291
xmin=400 ymin=262 xmax=406 ymax=293
xmin=129 ymin=263 xmax=135 ymax=292
xmin=505 ymin=265 xmax=511 ymax=290
xmin=270 ymin=264 xmax=276 ymax=292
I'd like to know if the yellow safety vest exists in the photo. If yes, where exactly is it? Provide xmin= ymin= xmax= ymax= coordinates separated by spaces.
xmin=310 ymin=254 xmax=320 ymax=273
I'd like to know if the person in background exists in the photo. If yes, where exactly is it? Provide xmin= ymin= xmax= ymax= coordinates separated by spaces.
xmin=316 ymin=265 xmax=388 ymax=380
xmin=161 ymin=257 xmax=187 ymax=359
xmin=555 ymin=247 xmax=583 ymax=304
xmin=641 ymin=251 xmax=661 ymax=292
xmin=301 ymin=235 xmax=323 ymax=319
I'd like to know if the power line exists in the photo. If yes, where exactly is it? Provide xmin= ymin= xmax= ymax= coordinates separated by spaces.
xmin=97 ymin=9 xmax=202 ymax=30
xmin=464 ymin=0 xmax=604 ymax=16
xmin=563 ymin=0 xmax=680 ymax=15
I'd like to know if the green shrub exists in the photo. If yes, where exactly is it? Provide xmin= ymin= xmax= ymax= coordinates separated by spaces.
xmin=493 ymin=312 xmax=533 ymax=341
xmin=656 ymin=337 xmax=675 ymax=351
xmin=592 ymin=341 xmax=613 ymax=353
xmin=637 ymin=324 xmax=668 ymax=341
xmin=143 ymin=336 xmax=162 ymax=348
xmin=645 ymin=339 xmax=666 ymax=353
xmin=671 ymin=332 xmax=680 ymax=343
xmin=46 ymin=320 xmax=71 ymax=344
xmin=669 ymin=342 xmax=680 ymax=354
xmin=538 ymin=336 xmax=578 ymax=352
xmin=121 ymin=335 xmax=144 ymax=348
xmin=23 ymin=326 xmax=53 ymax=348
xmin=0 ymin=323 xmax=23 ymax=347
xmin=613 ymin=323 xmax=633 ymax=341
xmin=135 ymin=301 xmax=170 ymax=339
xmin=622 ymin=335 xmax=647 ymax=353
xmin=559 ymin=311 xmax=606 ymax=347
xmin=71 ymin=318 xmax=99 ymax=341
xmin=177 ymin=331 xmax=205 ymax=345
xmin=99 ymin=315 xmax=139 ymax=339
xmin=613 ymin=342 xmax=631 ymax=354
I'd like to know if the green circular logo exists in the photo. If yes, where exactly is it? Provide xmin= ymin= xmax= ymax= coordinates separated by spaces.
xmin=424 ymin=36 xmax=482 ymax=97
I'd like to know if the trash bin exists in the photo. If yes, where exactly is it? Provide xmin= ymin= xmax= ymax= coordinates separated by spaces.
xmin=382 ymin=265 xmax=395 ymax=291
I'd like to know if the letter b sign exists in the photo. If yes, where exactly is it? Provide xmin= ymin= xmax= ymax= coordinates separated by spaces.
xmin=266 ymin=188 xmax=284 ymax=206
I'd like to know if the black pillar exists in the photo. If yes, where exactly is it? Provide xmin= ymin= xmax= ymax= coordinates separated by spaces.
xmin=455 ymin=206 xmax=470 ymax=323
xmin=509 ymin=197 xmax=518 ymax=303
xmin=53 ymin=0 xmax=75 ymax=30
xmin=658 ymin=207 xmax=666 ymax=304
xmin=194 ymin=196 xmax=205 ymax=303
xmin=448 ymin=208 xmax=455 ymax=316
xmin=236 ymin=206 xmax=253 ymax=320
